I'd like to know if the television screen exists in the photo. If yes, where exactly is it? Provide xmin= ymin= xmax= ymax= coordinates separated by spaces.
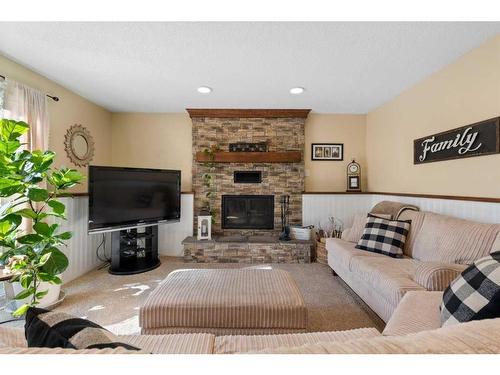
xmin=88 ymin=166 xmax=181 ymax=232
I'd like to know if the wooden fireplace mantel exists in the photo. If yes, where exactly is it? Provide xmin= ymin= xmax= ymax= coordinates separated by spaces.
xmin=186 ymin=108 xmax=311 ymax=118
xmin=195 ymin=151 xmax=302 ymax=163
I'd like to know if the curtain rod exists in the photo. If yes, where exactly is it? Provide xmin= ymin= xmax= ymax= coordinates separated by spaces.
xmin=0 ymin=74 xmax=59 ymax=102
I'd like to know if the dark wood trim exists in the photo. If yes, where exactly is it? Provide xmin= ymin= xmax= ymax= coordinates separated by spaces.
xmin=302 ymin=191 xmax=370 ymax=195
xmin=196 ymin=151 xmax=302 ymax=163
xmin=370 ymin=191 xmax=500 ymax=203
xmin=56 ymin=192 xmax=89 ymax=197
xmin=186 ymin=108 xmax=311 ymax=119
xmin=302 ymin=191 xmax=500 ymax=203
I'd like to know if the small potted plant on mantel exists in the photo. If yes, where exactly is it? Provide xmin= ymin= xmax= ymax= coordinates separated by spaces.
xmin=0 ymin=118 xmax=83 ymax=316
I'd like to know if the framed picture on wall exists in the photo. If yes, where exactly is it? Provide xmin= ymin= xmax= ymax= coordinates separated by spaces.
xmin=311 ymin=143 xmax=344 ymax=161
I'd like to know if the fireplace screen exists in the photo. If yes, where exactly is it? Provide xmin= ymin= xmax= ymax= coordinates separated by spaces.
xmin=221 ymin=195 xmax=274 ymax=229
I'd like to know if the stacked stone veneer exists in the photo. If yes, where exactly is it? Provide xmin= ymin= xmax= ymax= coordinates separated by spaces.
xmin=192 ymin=116 xmax=306 ymax=236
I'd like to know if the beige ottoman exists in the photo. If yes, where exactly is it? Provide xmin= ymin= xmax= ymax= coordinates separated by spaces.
xmin=139 ymin=268 xmax=307 ymax=335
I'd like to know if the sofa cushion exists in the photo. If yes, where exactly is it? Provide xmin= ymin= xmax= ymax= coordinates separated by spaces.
xmin=412 ymin=212 xmax=500 ymax=264
xmin=355 ymin=215 xmax=411 ymax=258
xmin=214 ymin=327 xmax=381 ymax=354
xmin=326 ymin=238 xmax=385 ymax=271
xmin=25 ymin=307 xmax=140 ymax=351
xmin=441 ymin=252 xmax=500 ymax=327
xmin=121 ymin=333 xmax=215 ymax=354
xmin=349 ymin=256 xmax=425 ymax=307
xmin=254 ymin=318 xmax=500 ymax=354
xmin=0 ymin=327 xmax=27 ymax=348
xmin=397 ymin=210 xmax=426 ymax=257
xmin=412 ymin=262 xmax=468 ymax=291
xmin=382 ymin=291 xmax=443 ymax=336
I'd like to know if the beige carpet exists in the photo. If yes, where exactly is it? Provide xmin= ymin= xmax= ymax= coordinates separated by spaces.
xmin=3 ymin=257 xmax=384 ymax=334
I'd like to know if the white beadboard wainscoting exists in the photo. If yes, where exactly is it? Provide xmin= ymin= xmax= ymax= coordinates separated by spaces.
xmin=59 ymin=193 xmax=194 ymax=283
xmin=158 ymin=193 xmax=194 ymax=256
xmin=302 ymin=194 xmax=373 ymax=230
xmin=58 ymin=196 xmax=108 ymax=283
xmin=302 ymin=193 xmax=500 ymax=231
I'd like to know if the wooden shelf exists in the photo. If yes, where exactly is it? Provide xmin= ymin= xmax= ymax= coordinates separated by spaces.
xmin=186 ymin=108 xmax=311 ymax=118
xmin=195 ymin=151 xmax=302 ymax=163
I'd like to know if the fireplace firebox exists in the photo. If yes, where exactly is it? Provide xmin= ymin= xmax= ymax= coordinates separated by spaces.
xmin=221 ymin=195 xmax=274 ymax=229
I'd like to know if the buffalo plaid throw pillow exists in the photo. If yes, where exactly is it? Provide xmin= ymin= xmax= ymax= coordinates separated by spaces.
xmin=355 ymin=214 xmax=411 ymax=258
xmin=441 ymin=252 xmax=500 ymax=327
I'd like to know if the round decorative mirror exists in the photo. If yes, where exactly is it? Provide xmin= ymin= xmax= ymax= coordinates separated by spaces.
xmin=64 ymin=124 xmax=95 ymax=167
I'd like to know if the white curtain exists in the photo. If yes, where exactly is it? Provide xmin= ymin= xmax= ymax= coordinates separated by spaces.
xmin=0 ymin=78 xmax=6 ymax=118
xmin=3 ymin=78 xmax=50 ymax=152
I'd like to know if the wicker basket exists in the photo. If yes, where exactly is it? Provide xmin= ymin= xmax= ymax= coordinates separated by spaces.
xmin=316 ymin=238 xmax=328 ymax=264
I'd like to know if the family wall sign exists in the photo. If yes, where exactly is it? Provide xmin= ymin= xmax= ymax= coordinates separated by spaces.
xmin=414 ymin=117 xmax=500 ymax=164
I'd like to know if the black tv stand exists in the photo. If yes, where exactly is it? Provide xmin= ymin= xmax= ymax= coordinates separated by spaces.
xmin=109 ymin=225 xmax=161 ymax=275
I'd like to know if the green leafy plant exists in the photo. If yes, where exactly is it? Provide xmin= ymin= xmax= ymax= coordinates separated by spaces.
xmin=201 ymin=144 xmax=220 ymax=223
xmin=0 ymin=118 xmax=83 ymax=316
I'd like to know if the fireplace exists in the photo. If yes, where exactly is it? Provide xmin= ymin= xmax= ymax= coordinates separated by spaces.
xmin=221 ymin=195 xmax=274 ymax=230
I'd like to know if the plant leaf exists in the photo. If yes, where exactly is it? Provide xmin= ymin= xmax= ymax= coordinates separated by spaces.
xmin=38 ymin=252 xmax=52 ymax=266
xmin=0 ymin=178 xmax=24 ymax=197
xmin=35 ymin=290 xmax=49 ymax=299
xmin=12 ymin=304 xmax=30 ymax=317
xmin=26 ymin=187 xmax=49 ymax=202
xmin=56 ymin=231 xmax=72 ymax=240
xmin=14 ymin=208 xmax=38 ymax=219
xmin=47 ymin=200 xmax=65 ymax=215
xmin=40 ymin=247 xmax=68 ymax=275
xmin=17 ymin=233 xmax=44 ymax=244
xmin=14 ymin=287 xmax=35 ymax=300
xmin=33 ymin=222 xmax=51 ymax=236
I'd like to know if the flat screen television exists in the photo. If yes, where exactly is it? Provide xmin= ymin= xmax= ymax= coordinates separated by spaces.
xmin=88 ymin=166 xmax=181 ymax=233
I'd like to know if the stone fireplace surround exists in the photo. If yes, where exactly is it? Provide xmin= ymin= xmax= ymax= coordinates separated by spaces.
xmin=190 ymin=109 xmax=309 ymax=236
xmin=185 ymin=109 xmax=312 ymax=263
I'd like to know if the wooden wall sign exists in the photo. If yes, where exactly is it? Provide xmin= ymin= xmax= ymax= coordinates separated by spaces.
xmin=414 ymin=117 xmax=499 ymax=164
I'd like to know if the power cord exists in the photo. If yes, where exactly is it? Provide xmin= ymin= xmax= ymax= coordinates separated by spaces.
xmin=96 ymin=233 xmax=111 ymax=265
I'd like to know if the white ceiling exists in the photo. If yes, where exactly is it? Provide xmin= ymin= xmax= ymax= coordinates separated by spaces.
xmin=0 ymin=22 xmax=499 ymax=113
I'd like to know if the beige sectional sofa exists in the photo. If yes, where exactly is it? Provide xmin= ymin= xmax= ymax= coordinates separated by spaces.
xmin=2 ymin=304 xmax=500 ymax=354
xmin=327 ymin=209 xmax=500 ymax=322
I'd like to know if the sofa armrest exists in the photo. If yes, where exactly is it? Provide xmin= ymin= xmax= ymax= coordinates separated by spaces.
xmin=382 ymin=291 xmax=443 ymax=336
xmin=412 ymin=262 xmax=467 ymax=291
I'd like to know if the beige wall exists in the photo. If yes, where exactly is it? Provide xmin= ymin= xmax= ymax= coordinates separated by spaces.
xmin=109 ymin=112 xmax=367 ymax=194
xmin=366 ymin=35 xmax=500 ymax=198
xmin=305 ymin=114 xmax=367 ymax=191
xmin=110 ymin=113 xmax=193 ymax=192
xmin=0 ymin=55 xmax=112 ymax=194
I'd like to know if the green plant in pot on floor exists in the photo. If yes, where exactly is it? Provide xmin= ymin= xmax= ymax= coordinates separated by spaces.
xmin=0 ymin=118 xmax=83 ymax=317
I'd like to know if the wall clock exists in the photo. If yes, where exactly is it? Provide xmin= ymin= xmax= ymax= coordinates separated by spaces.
xmin=347 ymin=159 xmax=361 ymax=192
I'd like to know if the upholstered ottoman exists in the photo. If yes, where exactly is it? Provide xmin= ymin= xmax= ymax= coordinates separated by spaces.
xmin=139 ymin=268 xmax=308 ymax=335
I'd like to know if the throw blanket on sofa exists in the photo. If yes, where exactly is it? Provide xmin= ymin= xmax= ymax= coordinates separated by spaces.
xmin=370 ymin=201 xmax=419 ymax=220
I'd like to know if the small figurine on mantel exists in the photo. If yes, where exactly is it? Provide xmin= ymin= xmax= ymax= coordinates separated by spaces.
xmin=197 ymin=210 xmax=212 ymax=240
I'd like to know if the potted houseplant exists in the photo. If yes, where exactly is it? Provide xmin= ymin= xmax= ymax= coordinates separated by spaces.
xmin=0 ymin=118 xmax=83 ymax=316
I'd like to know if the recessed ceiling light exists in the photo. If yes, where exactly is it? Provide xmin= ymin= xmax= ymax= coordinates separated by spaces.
xmin=290 ymin=87 xmax=305 ymax=95
xmin=197 ymin=86 xmax=212 ymax=94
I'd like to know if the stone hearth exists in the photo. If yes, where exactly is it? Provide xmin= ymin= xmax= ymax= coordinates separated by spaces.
xmin=182 ymin=236 xmax=313 ymax=263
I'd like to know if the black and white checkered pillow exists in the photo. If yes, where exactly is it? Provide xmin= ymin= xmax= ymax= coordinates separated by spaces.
xmin=355 ymin=214 xmax=411 ymax=258
xmin=25 ymin=307 xmax=140 ymax=350
xmin=441 ymin=252 xmax=500 ymax=327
